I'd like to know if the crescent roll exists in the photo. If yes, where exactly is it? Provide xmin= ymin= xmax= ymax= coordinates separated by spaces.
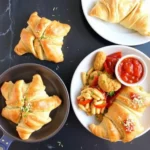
xmin=90 ymin=0 xmax=140 ymax=23
xmin=1 ymin=74 xmax=62 ymax=140
xmin=14 ymin=12 xmax=71 ymax=63
xmin=1 ymin=80 xmax=27 ymax=124
xmin=17 ymin=95 xmax=61 ymax=140
xmin=89 ymin=86 xmax=150 ymax=142
xmin=120 ymin=0 xmax=150 ymax=36
xmin=90 ymin=0 xmax=150 ymax=36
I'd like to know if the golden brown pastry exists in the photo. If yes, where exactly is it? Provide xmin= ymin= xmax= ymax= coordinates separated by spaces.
xmin=89 ymin=86 xmax=150 ymax=142
xmin=90 ymin=116 xmax=121 ymax=142
xmin=1 ymin=80 xmax=27 ymax=124
xmin=93 ymin=51 xmax=106 ymax=71
xmin=98 ymin=73 xmax=121 ymax=92
xmin=2 ymin=107 xmax=21 ymax=124
xmin=1 ymin=74 xmax=62 ymax=140
xmin=1 ymin=80 xmax=27 ymax=107
xmin=116 ymin=86 xmax=150 ymax=115
xmin=90 ymin=0 xmax=139 ymax=23
xmin=14 ymin=12 xmax=71 ymax=63
xmin=17 ymin=96 xmax=61 ymax=140
xmin=120 ymin=0 xmax=150 ymax=36
xmin=90 ymin=0 xmax=150 ymax=36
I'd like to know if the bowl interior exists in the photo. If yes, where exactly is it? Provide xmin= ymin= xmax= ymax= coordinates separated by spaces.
xmin=0 ymin=64 xmax=69 ymax=142
xmin=115 ymin=54 xmax=147 ymax=86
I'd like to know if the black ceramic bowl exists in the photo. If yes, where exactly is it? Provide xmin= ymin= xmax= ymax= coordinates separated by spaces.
xmin=0 ymin=63 xmax=70 ymax=149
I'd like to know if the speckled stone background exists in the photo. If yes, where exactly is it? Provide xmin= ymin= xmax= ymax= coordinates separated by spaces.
xmin=0 ymin=0 xmax=150 ymax=150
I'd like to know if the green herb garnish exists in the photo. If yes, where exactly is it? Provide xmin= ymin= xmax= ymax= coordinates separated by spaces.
xmin=21 ymin=103 xmax=31 ymax=113
xmin=24 ymin=97 xmax=27 ymax=101
xmin=41 ymin=35 xmax=46 ymax=39
xmin=90 ymin=76 xmax=94 ymax=80
xmin=102 ymin=80 xmax=105 ymax=84
xmin=91 ymin=91 xmax=94 ymax=95
xmin=21 ymin=96 xmax=27 ymax=101
xmin=107 ymin=91 xmax=115 ymax=97
xmin=23 ymin=113 xmax=28 ymax=118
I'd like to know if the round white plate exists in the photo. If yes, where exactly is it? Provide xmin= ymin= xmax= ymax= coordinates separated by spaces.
xmin=70 ymin=45 xmax=150 ymax=140
xmin=81 ymin=0 xmax=150 ymax=46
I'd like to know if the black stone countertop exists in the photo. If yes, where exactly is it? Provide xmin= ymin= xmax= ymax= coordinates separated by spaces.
xmin=0 ymin=0 xmax=150 ymax=150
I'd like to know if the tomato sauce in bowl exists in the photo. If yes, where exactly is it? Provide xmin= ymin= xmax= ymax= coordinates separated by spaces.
xmin=118 ymin=57 xmax=143 ymax=84
xmin=115 ymin=55 xmax=147 ymax=86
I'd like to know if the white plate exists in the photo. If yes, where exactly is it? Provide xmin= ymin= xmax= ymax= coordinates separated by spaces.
xmin=81 ymin=0 xmax=150 ymax=46
xmin=70 ymin=45 xmax=150 ymax=140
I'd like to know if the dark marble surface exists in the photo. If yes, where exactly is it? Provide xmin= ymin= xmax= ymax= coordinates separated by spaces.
xmin=0 ymin=0 xmax=150 ymax=150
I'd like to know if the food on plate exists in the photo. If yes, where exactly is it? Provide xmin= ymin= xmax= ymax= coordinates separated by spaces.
xmin=90 ymin=0 xmax=139 ymax=23
xmin=120 ymin=0 xmax=150 ymax=36
xmin=118 ymin=57 xmax=143 ymax=84
xmin=77 ymin=50 xmax=150 ymax=142
xmin=90 ymin=116 xmax=121 ymax=142
xmin=98 ymin=73 xmax=121 ymax=92
xmin=77 ymin=87 xmax=106 ymax=115
xmin=116 ymin=86 xmax=150 ymax=114
xmin=94 ymin=51 xmax=106 ymax=71
xmin=89 ymin=86 xmax=150 ymax=142
xmin=14 ymin=12 xmax=71 ymax=63
xmin=88 ymin=71 xmax=102 ymax=86
xmin=77 ymin=51 xmax=122 ymax=117
xmin=104 ymin=52 xmax=122 ymax=74
xmin=1 ymin=74 xmax=62 ymax=140
xmin=90 ymin=0 xmax=150 ymax=36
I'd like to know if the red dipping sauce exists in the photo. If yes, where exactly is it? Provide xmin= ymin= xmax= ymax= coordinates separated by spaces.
xmin=118 ymin=57 xmax=143 ymax=84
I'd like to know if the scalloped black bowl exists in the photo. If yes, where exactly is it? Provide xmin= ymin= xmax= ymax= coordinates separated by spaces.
xmin=0 ymin=63 xmax=70 ymax=149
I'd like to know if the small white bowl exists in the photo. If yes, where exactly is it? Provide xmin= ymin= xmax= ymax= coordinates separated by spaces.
xmin=115 ymin=54 xmax=148 ymax=86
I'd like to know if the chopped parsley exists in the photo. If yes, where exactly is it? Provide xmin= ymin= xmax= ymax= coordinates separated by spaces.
xmin=41 ymin=35 xmax=44 ymax=39
xmin=102 ymin=80 xmax=105 ymax=84
xmin=41 ymin=35 xmax=47 ymax=39
xmin=98 ymin=72 xmax=101 ymax=76
xmin=21 ymin=97 xmax=27 ymax=101
xmin=24 ymin=97 xmax=27 ymax=101
xmin=21 ymin=103 xmax=31 ymax=113
xmin=107 ymin=91 xmax=115 ymax=97
xmin=91 ymin=91 xmax=94 ymax=95
xmin=90 ymin=76 xmax=94 ymax=80
xmin=23 ymin=113 xmax=28 ymax=118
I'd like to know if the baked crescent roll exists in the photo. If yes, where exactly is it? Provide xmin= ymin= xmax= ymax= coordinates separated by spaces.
xmin=16 ymin=112 xmax=51 ymax=140
xmin=24 ymin=74 xmax=48 ymax=101
xmin=90 ymin=116 xmax=121 ymax=142
xmin=17 ymin=96 xmax=61 ymax=140
xmin=90 ymin=0 xmax=150 ymax=36
xmin=14 ymin=12 xmax=71 ymax=63
xmin=1 ymin=74 xmax=62 ymax=140
xmin=120 ymin=0 xmax=150 ymax=36
xmin=116 ymin=86 xmax=150 ymax=116
xmin=1 ymin=80 xmax=27 ymax=124
xmin=1 ymin=80 xmax=27 ymax=107
xmin=2 ymin=107 xmax=21 ymax=124
xmin=89 ymin=86 xmax=150 ymax=142
xmin=90 ymin=0 xmax=139 ymax=23
xmin=106 ymin=102 xmax=144 ymax=142
xmin=90 ymin=102 xmax=144 ymax=143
